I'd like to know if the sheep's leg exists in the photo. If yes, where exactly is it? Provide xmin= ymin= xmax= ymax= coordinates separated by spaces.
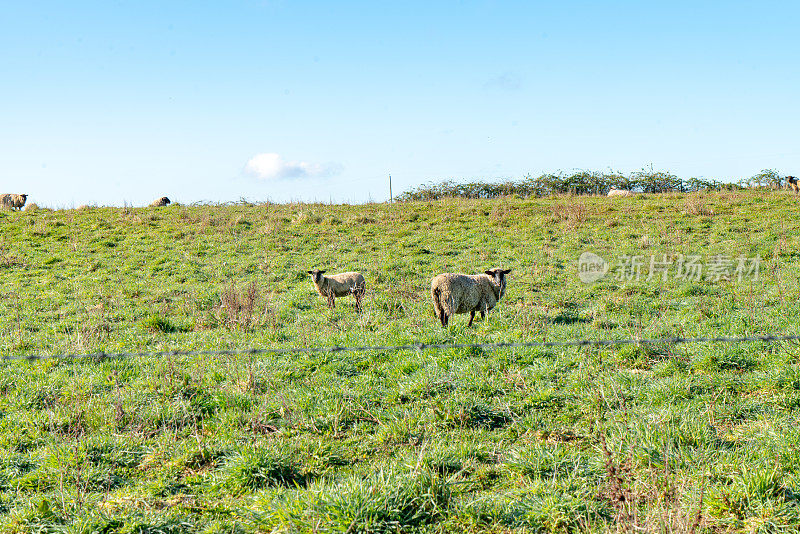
xmin=349 ymin=285 xmax=363 ymax=313
xmin=480 ymin=310 xmax=486 ymax=320
xmin=468 ymin=311 xmax=475 ymax=327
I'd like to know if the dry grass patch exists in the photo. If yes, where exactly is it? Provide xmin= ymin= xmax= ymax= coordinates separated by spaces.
xmin=683 ymin=197 xmax=715 ymax=216
xmin=551 ymin=202 xmax=589 ymax=228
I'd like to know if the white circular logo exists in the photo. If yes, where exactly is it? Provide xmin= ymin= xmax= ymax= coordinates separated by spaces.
xmin=578 ymin=252 xmax=609 ymax=283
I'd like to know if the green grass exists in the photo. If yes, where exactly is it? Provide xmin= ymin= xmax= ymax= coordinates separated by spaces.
xmin=1 ymin=191 xmax=800 ymax=532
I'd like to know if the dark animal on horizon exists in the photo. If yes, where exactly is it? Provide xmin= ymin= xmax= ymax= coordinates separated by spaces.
xmin=0 ymin=194 xmax=27 ymax=211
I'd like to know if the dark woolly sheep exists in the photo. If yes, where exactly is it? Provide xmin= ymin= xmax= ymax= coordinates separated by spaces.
xmin=0 ymin=194 xmax=27 ymax=210
xmin=431 ymin=268 xmax=511 ymax=327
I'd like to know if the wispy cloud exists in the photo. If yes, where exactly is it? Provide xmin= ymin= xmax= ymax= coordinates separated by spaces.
xmin=245 ymin=153 xmax=342 ymax=180
xmin=483 ymin=72 xmax=522 ymax=92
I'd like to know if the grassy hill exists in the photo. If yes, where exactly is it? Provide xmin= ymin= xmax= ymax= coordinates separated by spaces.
xmin=1 ymin=192 xmax=800 ymax=532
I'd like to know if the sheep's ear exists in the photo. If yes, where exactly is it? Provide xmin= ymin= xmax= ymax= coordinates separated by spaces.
xmin=307 ymin=271 xmax=313 ymax=274
xmin=484 ymin=270 xmax=494 ymax=276
xmin=502 ymin=269 xmax=512 ymax=275
xmin=319 ymin=270 xmax=326 ymax=274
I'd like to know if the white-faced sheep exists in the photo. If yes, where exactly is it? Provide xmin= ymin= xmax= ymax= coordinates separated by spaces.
xmin=0 ymin=194 xmax=28 ymax=211
xmin=607 ymin=189 xmax=634 ymax=197
xmin=431 ymin=268 xmax=511 ymax=327
xmin=150 ymin=196 xmax=171 ymax=207
xmin=308 ymin=269 xmax=366 ymax=312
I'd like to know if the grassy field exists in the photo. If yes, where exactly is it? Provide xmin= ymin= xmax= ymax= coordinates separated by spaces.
xmin=1 ymin=192 xmax=800 ymax=532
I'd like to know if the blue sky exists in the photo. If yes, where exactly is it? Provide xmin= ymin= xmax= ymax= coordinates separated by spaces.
xmin=1 ymin=1 xmax=798 ymax=206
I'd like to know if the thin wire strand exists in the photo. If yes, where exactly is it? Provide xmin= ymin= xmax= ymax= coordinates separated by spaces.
xmin=4 ymin=333 xmax=799 ymax=362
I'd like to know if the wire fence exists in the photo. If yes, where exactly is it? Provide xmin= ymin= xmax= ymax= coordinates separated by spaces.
xmin=3 ymin=333 xmax=799 ymax=362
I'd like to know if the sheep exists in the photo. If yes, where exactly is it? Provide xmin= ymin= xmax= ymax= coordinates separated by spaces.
xmin=0 ymin=194 xmax=28 ymax=211
xmin=307 ymin=269 xmax=366 ymax=312
xmin=431 ymin=268 xmax=511 ymax=327
xmin=787 ymin=176 xmax=799 ymax=194
xmin=150 ymin=196 xmax=171 ymax=207
xmin=607 ymin=189 xmax=634 ymax=197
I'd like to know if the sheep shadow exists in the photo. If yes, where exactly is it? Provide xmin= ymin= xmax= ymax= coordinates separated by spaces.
xmin=550 ymin=313 xmax=590 ymax=325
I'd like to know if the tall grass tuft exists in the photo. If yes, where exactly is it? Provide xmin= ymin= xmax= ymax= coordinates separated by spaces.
xmin=266 ymin=468 xmax=452 ymax=532
xmin=214 ymin=281 xmax=277 ymax=330
xmin=224 ymin=446 xmax=307 ymax=491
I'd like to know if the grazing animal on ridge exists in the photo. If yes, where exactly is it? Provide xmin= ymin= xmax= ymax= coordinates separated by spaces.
xmin=431 ymin=268 xmax=512 ymax=327
xmin=307 ymin=269 xmax=366 ymax=312
xmin=787 ymin=176 xmax=799 ymax=194
xmin=0 ymin=194 xmax=28 ymax=211
xmin=150 ymin=196 xmax=171 ymax=207
xmin=607 ymin=189 xmax=634 ymax=197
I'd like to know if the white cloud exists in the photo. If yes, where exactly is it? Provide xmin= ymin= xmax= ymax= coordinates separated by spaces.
xmin=245 ymin=153 xmax=342 ymax=180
